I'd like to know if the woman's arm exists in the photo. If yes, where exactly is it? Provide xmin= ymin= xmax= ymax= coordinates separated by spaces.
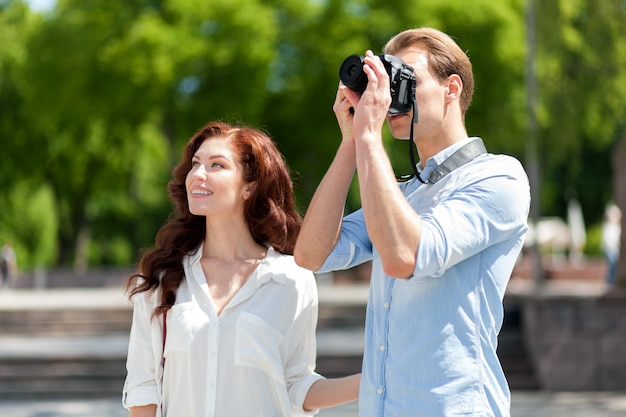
xmin=129 ymin=405 xmax=157 ymax=417
xmin=303 ymin=373 xmax=361 ymax=411
xmin=123 ymin=291 xmax=161 ymax=414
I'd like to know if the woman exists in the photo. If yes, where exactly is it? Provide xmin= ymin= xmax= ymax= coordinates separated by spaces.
xmin=123 ymin=121 xmax=359 ymax=416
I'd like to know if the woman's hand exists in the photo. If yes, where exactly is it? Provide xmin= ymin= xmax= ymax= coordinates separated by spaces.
xmin=129 ymin=405 xmax=157 ymax=417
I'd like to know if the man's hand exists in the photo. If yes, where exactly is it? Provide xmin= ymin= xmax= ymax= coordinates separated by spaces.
xmin=333 ymin=82 xmax=358 ymax=142
xmin=351 ymin=50 xmax=392 ymax=143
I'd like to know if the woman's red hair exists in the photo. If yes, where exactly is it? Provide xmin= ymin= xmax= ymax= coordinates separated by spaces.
xmin=126 ymin=121 xmax=302 ymax=315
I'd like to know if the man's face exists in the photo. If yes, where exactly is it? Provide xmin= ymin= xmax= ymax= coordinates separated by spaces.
xmin=386 ymin=47 xmax=448 ymax=140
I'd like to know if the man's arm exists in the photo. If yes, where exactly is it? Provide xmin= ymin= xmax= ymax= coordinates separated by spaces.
xmin=294 ymin=87 xmax=358 ymax=271
xmin=294 ymin=140 xmax=356 ymax=270
xmin=351 ymin=51 xmax=422 ymax=278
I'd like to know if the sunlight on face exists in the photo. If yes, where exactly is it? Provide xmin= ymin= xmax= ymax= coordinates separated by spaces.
xmin=185 ymin=138 xmax=250 ymax=218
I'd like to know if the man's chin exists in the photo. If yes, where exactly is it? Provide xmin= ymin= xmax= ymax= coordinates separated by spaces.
xmin=388 ymin=126 xmax=411 ymax=141
xmin=387 ymin=114 xmax=412 ymax=139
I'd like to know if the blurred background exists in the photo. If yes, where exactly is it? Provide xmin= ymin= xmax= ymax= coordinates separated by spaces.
xmin=1 ymin=0 xmax=626 ymax=414
xmin=0 ymin=0 xmax=624 ymax=275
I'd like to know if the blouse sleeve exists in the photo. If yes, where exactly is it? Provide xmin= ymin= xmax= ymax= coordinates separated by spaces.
xmin=283 ymin=267 xmax=325 ymax=416
xmin=122 ymin=290 xmax=162 ymax=409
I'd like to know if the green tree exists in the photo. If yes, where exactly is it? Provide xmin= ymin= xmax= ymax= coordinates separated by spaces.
xmin=262 ymin=0 xmax=528 ymax=212
xmin=534 ymin=0 xmax=625 ymax=215
xmin=1 ymin=0 xmax=282 ymax=268
xmin=2 ymin=0 xmax=624 ymax=278
xmin=532 ymin=0 xmax=626 ymax=284
xmin=0 ymin=2 xmax=57 ymax=268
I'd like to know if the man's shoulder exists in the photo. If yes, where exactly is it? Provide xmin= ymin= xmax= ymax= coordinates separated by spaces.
xmin=449 ymin=153 xmax=529 ymax=195
xmin=475 ymin=152 xmax=527 ymax=177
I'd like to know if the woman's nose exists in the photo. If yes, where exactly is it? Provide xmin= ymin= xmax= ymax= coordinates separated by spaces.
xmin=192 ymin=165 xmax=207 ymax=179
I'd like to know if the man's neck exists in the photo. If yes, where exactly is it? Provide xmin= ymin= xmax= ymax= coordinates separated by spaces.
xmin=416 ymin=129 xmax=469 ymax=168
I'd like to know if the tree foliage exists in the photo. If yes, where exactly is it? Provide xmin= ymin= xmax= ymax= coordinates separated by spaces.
xmin=535 ymin=0 xmax=626 ymax=225
xmin=0 ymin=0 xmax=624 ymax=274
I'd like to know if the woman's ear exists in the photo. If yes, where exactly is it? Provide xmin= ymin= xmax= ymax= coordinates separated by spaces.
xmin=243 ymin=182 xmax=257 ymax=200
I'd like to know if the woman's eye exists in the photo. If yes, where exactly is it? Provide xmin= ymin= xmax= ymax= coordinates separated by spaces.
xmin=211 ymin=162 xmax=224 ymax=168
xmin=191 ymin=161 xmax=200 ymax=167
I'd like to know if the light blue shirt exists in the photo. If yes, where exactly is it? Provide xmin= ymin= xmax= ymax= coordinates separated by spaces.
xmin=318 ymin=138 xmax=530 ymax=417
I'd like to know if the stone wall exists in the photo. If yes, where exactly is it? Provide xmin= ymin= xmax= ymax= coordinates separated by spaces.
xmin=511 ymin=284 xmax=626 ymax=391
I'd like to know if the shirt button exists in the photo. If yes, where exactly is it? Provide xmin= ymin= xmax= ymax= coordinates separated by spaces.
xmin=377 ymin=388 xmax=383 ymax=395
xmin=383 ymin=302 xmax=389 ymax=309
xmin=379 ymin=345 xmax=385 ymax=351
xmin=432 ymin=196 xmax=438 ymax=203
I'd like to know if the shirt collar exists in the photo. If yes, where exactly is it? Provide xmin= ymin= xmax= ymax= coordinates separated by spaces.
xmin=185 ymin=242 xmax=287 ymax=285
xmin=256 ymin=246 xmax=287 ymax=285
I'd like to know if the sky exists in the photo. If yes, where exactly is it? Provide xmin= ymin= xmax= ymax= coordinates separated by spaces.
xmin=26 ymin=0 xmax=56 ymax=13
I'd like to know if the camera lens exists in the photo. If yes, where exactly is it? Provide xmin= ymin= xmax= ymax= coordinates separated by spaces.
xmin=339 ymin=54 xmax=368 ymax=93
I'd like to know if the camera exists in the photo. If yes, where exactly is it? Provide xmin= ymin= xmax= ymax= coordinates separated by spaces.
xmin=339 ymin=54 xmax=416 ymax=115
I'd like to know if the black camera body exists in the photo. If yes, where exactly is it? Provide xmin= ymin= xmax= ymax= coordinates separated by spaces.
xmin=339 ymin=54 xmax=416 ymax=115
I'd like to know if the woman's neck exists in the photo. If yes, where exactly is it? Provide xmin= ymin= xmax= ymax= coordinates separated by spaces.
xmin=202 ymin=215 xmax=266 ymax=261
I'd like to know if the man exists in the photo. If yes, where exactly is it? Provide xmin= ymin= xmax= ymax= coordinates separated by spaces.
xmin=294 ymin=27 xmax=530 ymax=416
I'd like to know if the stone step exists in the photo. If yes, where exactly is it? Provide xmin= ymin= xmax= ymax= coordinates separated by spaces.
xmin=0 ymin=309 xmax=132 ymax=335
xmin=0 ymin=329 xmax=365 ymax=400
xmin=0 ymin=285 xmax=538 ymax=399
xmin=0 ymin=331 xmax=536 ymax=399
xmin=0 ymin=358 xmax=126 ymax=400
xmin=0 ymin=286 xmax=368 ymax=335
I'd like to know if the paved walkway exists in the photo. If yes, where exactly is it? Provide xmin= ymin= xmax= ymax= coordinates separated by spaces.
xmin=1 ymin=392 xmax=626 ymax=416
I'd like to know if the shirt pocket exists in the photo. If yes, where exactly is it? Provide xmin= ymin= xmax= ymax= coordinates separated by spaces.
xmin=163 ymin=302 xmax=200 ymax=357
xmin=235 ymin=312 xmax=285 ymax=383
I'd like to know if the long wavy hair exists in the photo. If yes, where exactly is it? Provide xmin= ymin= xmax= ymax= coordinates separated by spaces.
xmin=126 ymin=121 xmax=302 ymax=316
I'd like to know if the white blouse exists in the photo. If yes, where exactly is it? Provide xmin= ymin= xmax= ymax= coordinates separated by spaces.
xmin=123 ymin=245 xmax=324 ymax=417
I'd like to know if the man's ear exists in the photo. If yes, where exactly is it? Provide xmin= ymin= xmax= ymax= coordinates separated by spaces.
xmin=445 ymin=74 xmax=463 ymax=104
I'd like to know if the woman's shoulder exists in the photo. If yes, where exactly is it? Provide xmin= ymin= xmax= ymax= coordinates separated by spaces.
xmin=265 ymin=249 xmax=317 ymax=284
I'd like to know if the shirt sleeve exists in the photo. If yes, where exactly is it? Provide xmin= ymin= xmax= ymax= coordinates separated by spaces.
xmin=317 ymin=209 xmax=374 ymax=273
xmin=122 ymin=290 xmax=162 ymax=409
xmin=282 ymin=267 xmax=325 ymax=416
xmin=415 ymin=158 xmax=530 ymax=278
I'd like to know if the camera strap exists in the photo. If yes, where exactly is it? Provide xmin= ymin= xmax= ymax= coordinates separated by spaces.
xmin=427 ymin=138 xmax=487 ymax=183
xmin=402 ymin=99 xmax=486 ymax=184
xmin=410 ymin=136 xmax=487 ymax=185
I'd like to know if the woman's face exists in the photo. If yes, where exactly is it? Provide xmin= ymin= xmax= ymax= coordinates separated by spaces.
xmin=185 ymin=137 xmax=252 ymax=218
